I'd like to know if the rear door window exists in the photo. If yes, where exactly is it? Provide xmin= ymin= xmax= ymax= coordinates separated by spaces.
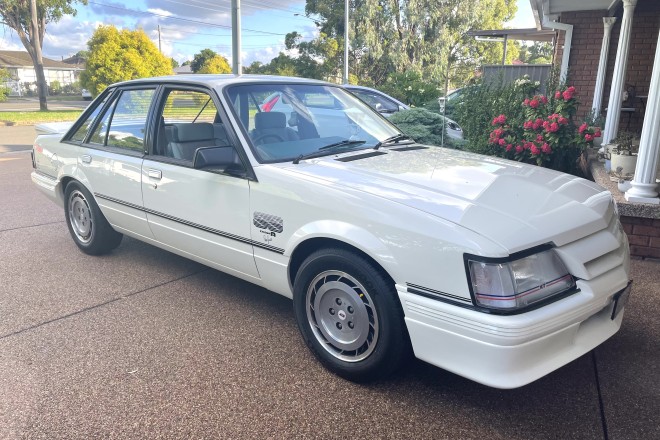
xmin=88 ymin=88 xmax=156 ymax=152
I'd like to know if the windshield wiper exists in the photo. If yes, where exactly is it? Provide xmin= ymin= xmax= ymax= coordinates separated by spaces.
xmin=373 ymin=134 xmax=413 ymax=150
xmin=293 ymin=139 xmax=366 ymax=164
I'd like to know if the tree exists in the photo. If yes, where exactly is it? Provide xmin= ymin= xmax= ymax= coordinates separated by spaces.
xmin=190 ymin=49 xmax=219 ymax=73
xmin=518 ymin=42 xmax=553 ymax=64
xmin=0 ymin=0 xmax=87 ymax=110
xmin=302 ymin=0 xmax=518 ymax=89
xmin=197 ymin=55 xmax=231 ymax=74
xmin=80 ymin=25 xmax=172 ymax=96
xmin=170 ymin=58 xmax=180 ymax=69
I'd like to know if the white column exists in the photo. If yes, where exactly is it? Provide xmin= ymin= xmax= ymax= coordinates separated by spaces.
xmin=625 ymin=29 xmax=660 ymax=204
xmin=592 ymin=17 xmax=617 ymax=116
xmin=602 ymin=0 xmax=637 ymax=144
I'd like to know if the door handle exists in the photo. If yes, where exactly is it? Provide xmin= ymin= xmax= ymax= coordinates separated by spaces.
xmin=80 ymin=154 xmax=92 ymax=164
xmin=147 ymin=169 xmax=162 ymax=180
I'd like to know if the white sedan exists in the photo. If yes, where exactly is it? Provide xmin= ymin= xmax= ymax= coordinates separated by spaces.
xmin=31 ymin=75 xmax=631 ymax=389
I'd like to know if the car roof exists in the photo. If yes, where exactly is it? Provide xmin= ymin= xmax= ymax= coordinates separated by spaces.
xmin=343 ymin=85 xmax=410 ymax=109
xmin=110 ymin=74 xmax=335 ymax=89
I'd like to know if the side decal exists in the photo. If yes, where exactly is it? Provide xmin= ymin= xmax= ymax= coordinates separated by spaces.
xmin=253 ymin=212 xmax=284 ymax=234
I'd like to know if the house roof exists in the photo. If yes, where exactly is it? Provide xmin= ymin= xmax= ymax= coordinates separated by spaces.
xmin=467 ymin=28 xmax=556 ymax=42
xmin=0 ymin=50 xmax=81 ymax=70
xmin=173 ymin=65 xmax=192 ymax=74
xmin=62 ymin=55 xmax=86 ymax=68
xmin=530 ymin=0 xmax=621 ymax=27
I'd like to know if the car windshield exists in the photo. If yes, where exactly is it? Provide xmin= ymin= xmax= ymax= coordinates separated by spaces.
xmin=224 ymin=83 xmax=402 ymax=163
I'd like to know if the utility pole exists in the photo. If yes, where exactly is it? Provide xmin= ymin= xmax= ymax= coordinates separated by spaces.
xmin=158 ymin=24 xmax=161 ymax=52
xmin=231 ymin=0 xmax=242 ymax=75
xmin=343 ymin=0 xmax=349 ymax=84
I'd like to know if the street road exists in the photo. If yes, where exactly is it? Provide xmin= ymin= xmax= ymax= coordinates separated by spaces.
xmin=0 ymin=98 xmax=89 ymax=112
xmin=0 ymin=138 xmax=658 ymax=439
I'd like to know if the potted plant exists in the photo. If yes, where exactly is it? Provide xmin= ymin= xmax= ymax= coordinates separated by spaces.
xmin=585 ymin=109 xmax=605 ymax=149
xmin=612 ymin=166 xmax=633 ymax=192
xmin=609 ymin=131 xmax=638 ymax=179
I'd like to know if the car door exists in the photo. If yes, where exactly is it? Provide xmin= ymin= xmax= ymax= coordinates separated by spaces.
xmin=140 ymin=86 xmax=259 ymax=280
xmin=68 ymin=86 xmax=157 ymax=239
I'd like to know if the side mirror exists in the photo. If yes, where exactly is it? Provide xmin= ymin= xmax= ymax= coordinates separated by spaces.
xmin=193 ymin=146 xmax=246 ymax=177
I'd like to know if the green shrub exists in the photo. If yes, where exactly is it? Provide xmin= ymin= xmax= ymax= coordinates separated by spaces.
xmin=388 ymin=108 xmax=454 ymax=147
xmin=453 ymin=76 xmax=541 ymax=156
xmin=0 ymin=68 xmax=11 ymax=102
xmin=48 ymin=80 xmax=62 ymax=95
xmin=379 ymin=71 xmax=441 ymax=107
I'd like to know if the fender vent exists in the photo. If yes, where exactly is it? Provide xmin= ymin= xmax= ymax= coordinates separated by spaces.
xmin=391 ymin=146 xmax=428 ymax=152
xmin=335 ymin=151 xmax=387 ymax=162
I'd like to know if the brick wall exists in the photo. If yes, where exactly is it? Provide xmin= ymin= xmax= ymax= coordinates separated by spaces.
xmin=620 ymin=216 xmax=660 ymax=259
xmin=555 ymin=3 xmax=659 ymax=135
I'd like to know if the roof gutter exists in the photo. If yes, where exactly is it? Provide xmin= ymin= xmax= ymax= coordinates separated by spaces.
xmin=531 ymin=0 xmax=573 ymax=81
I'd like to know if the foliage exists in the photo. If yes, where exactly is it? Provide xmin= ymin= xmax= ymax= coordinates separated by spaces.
xmin=302 ymin=0 xmax=518 ymax=88
xmin=81 ymin=25 xmax=172 ymax=96
xmin=170 ymin=58 xmax=180 ymax=69
xmin=63 ymin=81 xmax=81 ymax=94
xmin=48 ymin=80 xmax=62 ymax=95
xmin=379 ymin=71 xmax=441 ymax=107
xmin=388 ymin=108 xmax=449 ymax=147
xmin=197 ymin=55 xmax=231 ymax=74
xmin=453 ymin=76 xmax=540 ymax=156
xmin=0 ymin=68 xmax=11 ymax=102
xmin=190 ymin=49 xmax=230 ymax=74
xmin=584 ymin=108 xmax=605 ymax=128
xmin=244 ymin=54 xmax=299 ymax=77
xmin=517 ymin=42 xmax=553 ymax=64
xmin=0 ymin=0 xmax=87 ymax=110
xmin=611 ymin=131 xmax=637 ymax=156
xmin=486 ymin=85 xmax=599 ymax=175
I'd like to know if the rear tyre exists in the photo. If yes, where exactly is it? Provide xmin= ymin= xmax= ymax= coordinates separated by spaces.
xmin=64 ymin=181 xmax=122 ymax=255
xmin=293 ymin=248 xmax=410 ymax=382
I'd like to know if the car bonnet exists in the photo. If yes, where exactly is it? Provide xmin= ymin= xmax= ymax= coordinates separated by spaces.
xmin=279 ymin=146 xmax=613 ymax=254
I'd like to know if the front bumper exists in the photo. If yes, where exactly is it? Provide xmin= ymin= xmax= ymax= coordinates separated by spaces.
xmin=397 ymin=267 xmax=630 ymax=389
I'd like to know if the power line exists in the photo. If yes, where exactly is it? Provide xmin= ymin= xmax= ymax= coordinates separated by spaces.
xmin=159 ymin=26 xmax=296 ymax=38
xmin=87 ymin=1 xmax=288 ymax=36
xmin=158 ymin=0 xmax=310 ymax=23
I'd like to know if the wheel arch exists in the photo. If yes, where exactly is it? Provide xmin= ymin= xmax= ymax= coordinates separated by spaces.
xmin=286 ymin=226 xmax=399 ymax=292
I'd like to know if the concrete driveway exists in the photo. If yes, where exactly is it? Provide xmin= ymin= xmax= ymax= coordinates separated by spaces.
xmin=0 ymin=140 xmax=658 ymax=438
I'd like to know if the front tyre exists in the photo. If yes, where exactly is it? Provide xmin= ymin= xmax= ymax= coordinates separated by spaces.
xmin=293 ymin=248 xmax=410 ymax=382
xmin=64 ymin=181 xmax=122 ymax=255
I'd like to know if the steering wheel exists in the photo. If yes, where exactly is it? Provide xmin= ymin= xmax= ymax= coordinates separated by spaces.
xmin=253 ymin=133 xmax=287 ymax=145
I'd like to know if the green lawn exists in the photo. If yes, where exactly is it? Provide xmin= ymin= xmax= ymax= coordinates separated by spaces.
xmin=0 ymin=110 xmax=81 ymax=126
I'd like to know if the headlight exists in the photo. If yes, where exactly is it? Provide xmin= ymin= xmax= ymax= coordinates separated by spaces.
xmin=467 ymin=248 xmax=575 ymax=311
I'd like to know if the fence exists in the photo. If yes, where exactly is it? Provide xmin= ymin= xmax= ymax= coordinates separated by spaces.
xmin=481 ymin=64 xmax=553 ymax=92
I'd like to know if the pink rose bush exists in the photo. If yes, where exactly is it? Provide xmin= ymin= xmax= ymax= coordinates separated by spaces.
xmin=488 ymin=86 xmax=600 ymax=167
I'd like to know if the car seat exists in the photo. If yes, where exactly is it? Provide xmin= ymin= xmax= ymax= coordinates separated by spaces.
xmin=251 ymin=112 xmax=299 ymax=145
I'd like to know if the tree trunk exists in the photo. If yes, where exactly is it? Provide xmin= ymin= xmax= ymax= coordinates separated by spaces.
xmin=30 ymin=0 xmax=47 ymax=111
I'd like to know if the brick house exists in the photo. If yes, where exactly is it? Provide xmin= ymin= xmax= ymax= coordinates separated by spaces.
xmin=531 ymin=0 xmax=660 ymax=258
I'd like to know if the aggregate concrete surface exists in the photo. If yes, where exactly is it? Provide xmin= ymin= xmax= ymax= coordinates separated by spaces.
xmin=1 ymin=141 xmax=658 ymax=439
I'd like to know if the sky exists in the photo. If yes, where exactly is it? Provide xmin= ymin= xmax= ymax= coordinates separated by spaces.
xmin=0 ymin=0 xmax=536 ymax=65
